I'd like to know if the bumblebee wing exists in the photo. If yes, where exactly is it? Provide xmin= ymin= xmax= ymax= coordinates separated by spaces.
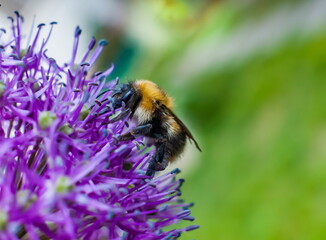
xmin=160 ymin=104 xmax=202 ymax=152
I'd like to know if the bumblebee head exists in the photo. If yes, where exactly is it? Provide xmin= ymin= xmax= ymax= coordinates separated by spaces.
xmin=110 ymin=83 xmax=140 ymax=111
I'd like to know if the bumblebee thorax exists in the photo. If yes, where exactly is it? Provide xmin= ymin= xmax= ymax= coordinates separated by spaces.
xmin=134 ymin=80 xmax=173 ymax=110
xmin=131 ymin=80 xmax=174 ymax=124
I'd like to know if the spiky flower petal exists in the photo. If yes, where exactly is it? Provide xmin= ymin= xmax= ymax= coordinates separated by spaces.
xmin=0 ymin=12 xmax=198 ymax=239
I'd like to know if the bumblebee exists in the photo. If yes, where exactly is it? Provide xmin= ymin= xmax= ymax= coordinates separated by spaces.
xmin=110 ymin=80 xmax=201 ymax=177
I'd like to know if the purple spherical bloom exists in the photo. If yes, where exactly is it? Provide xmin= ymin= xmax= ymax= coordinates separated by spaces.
xmin=0 ymin=12 xmax=198 ymax=239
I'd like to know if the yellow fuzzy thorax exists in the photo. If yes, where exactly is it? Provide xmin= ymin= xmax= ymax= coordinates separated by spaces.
xmin=134 ymin=80 xmax=174 ymax=112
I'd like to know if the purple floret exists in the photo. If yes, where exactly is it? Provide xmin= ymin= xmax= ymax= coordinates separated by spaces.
xmin=0 ymin=13 xmax=198 ymax=239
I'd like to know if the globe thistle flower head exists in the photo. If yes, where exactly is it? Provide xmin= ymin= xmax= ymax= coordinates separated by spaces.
xmin=0 ymin=12 xmax=198 ymax=239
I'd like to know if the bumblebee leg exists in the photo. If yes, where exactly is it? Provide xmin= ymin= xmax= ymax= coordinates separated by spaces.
xmin=119 ymin=123 xmax=152 ymax=141
xmin=146 ymin=143 xmax=169 ymax=177
xmin=109 ymin=109 xmax=131 ymax=123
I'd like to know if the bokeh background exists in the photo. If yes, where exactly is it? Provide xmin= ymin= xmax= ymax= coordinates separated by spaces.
xmin=2 ymin=0 xmax=326 ymax=239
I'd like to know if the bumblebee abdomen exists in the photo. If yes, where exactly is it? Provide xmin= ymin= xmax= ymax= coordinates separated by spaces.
xmin=163 ymin=116 xmax=181 ymax=138
xmin=154 ymin=115 xmax=186 ymax=163
xmin=165 ymin=131 xmax=187 ymax=162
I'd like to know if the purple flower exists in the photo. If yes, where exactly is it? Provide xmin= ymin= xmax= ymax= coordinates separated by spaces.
xmin=0 ymin=12 xmax=198 ymax=239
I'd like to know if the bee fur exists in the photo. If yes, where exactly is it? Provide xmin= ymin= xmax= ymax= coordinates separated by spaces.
xmin=110 ymin=80 xmax=201 ymax=177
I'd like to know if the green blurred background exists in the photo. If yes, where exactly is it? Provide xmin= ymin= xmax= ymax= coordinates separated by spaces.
xmin=92 ymin=1 xmax=326 ymax=239
xmin=4 ymin=0 xmax=326 ymax=239
xmin=95 ymin=1 xmax=326 ymax=239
